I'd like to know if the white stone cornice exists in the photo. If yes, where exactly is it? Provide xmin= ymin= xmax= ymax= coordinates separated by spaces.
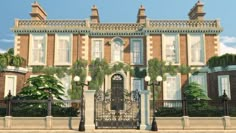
xmin=3 ymin=66 xmax=28 ymax=74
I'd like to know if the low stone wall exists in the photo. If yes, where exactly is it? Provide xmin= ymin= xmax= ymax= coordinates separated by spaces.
xmin=152 ymin=116 xmax=236 ymax=130
xmin=0 ymin=116 xmax=80 ymax=130
xmin=0 ymin=116 xmax=235 ymax=130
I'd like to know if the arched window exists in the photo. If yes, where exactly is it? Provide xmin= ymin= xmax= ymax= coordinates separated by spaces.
xmin=111 ymin=37 xmax=124 ymax=62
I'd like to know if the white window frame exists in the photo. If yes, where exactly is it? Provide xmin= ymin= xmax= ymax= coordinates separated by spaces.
xmin=163 ymin=73 xmax=181 ymax=100
xmin=189 ymin=73 xmax=208 ymax=95
xmin=4 ymin=75 xmax=17 ymax=97
xmin=162 ymin=34 xmax=180 ymax=65
xmin=187 ymin=34 xmax=205 ymax=66
xmin=29 ymin=34 xmax=47 ymax=66
xmin=218 ymin=75 xmax=231 ymax=99
xmin=91 ymin=38 xmax=104 ymax=60
xmin=111 ymin=37 xmax=124 ymax=62
xmin=131 ymin=77 xmax=144 ymax=92
xmin=130 ymin=38 xmax=143 ymax=65
xmin=54 ymin=34 xmax=73 ymax=66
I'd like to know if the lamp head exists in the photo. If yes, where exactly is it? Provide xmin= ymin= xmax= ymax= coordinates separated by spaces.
xmin=73 ymin=76 xmax=80 ymax=82
xmin=145 ymin=76 xmax=151 ymax=82
xmin=156 ymin=75 xmax=162 ymax=82
xmin=86 ymin=76 xmax=92 ymax=82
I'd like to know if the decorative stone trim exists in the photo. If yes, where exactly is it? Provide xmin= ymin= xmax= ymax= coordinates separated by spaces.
xmin=14 ymin=35 xmax=20 ymax=55
xmin=81 ymin=35 xmax=89 ymax=60
xmin=214 ymin=35 xmax=220 ymax=55
xmin=12 ymin=19 xmax=223 ymax=35
xmin=3 ymin=66 xmax=28 ymax=73
xmin=146 ymin=35 xmax=153 ymax=63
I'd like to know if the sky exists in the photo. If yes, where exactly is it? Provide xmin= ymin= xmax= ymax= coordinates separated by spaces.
xmin=0 ymin=0 xmax=236 ymax=55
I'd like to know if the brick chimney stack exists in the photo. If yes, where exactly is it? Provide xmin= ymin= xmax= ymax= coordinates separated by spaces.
xmin=137 ymin=5 xmax=147 ymax=24
xmin=90 ymin=5 xmax=100 ymax=23
xmin=188 ymin=0 xmax=206 ymax=20
xmin=30 ymin=1 xmax=47 ymax=20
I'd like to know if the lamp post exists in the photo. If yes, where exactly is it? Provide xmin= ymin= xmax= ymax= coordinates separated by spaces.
xmin=145 ymin=75 xmax=162 ymax=131
xmin=73 ymin=75 xmax=92 ymax=132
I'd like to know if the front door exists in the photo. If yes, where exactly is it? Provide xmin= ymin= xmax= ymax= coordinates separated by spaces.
xmin=111 ymin=74 xmax=124 ymax=110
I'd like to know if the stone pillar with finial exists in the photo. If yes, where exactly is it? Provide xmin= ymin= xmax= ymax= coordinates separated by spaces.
xmin=137 ymin=5 xmax=147 ymax=24
xmin=188 ymin=0 xmax=206 ymax=20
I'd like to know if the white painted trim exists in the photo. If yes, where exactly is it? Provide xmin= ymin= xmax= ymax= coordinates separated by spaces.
xmin=187 ymin=33 xmax=205 ymax=66
xmin=4 ymin=75 xmax=17 ymax=97
xmin=54 ymin=33 xmax=73 ymax=66
xmin=91 ymin=38 xmax=104 ymax=60
xmin=3 ymin=66 xmax=28 ymax=73
xmin=28 ymin=33 xmax=47 ymax=66
xmin=162 ymin=33 xmax=180 ymax=65
xmin=130 ymin=38 xmax=144 ymax=65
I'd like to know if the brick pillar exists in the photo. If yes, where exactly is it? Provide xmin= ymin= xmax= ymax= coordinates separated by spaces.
xmin=84 ymin=90 xmax=96 ymax=130
xmin=140 ymin=90 xmax=150 ymax=130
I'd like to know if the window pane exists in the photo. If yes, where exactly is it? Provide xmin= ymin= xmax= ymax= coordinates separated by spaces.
xmin=132 ymin=41 xmax=141 ymax=64
xmin=113 ymin=41 xmax=122 ymax=61
xmin=133 ymin=79 xmax=142 ymax=91
xmin=6 ymin=77 xmax=15 ymax=97
xmin=191 ymin=35 xmax=203 ymax=63
xmin=165 ymin=35 xmax=178 ymax=63
xmin=165 ymin=75 xmax=181 ymax=100
xmin=32 ymin=36 xmax=45 ymax=64
xmin=93 ymin=40 xmax=103 ymax=59
xmin=56 ymin=35 xmax=71 ymax=64
xmin=218 ymin=76 xmax=231 ymax=99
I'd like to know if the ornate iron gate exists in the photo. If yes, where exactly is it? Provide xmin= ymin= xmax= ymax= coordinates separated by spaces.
xmin=94 ymin=89 xmax=140 ymax=129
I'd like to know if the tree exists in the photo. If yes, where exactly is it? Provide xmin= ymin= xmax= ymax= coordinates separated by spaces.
xmin=68 ymin=59 xmax=87 ymax=99
xmin=184 ymin=82 xmax=210 ymax=110
xmin=184 ymin=82 xmax=209 ymax=100
xmin=89 ymin=58 xmax=110 ymax=90
xmin=15 ymin=75 xmax=65 ymax=100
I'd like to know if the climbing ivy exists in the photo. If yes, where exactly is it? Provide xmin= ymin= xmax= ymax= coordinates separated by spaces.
xmin=207 ymin=54 xmax=236 ymax=68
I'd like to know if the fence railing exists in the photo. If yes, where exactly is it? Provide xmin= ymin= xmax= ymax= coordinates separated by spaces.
xmin=150 ymin=99 xmax=236 ymax=117
xmin=0 ymin=97 xmax=81 ymax=117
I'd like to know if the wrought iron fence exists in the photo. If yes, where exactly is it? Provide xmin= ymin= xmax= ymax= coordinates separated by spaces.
xmin=0 ymin=97 xmax=81 ymax=117
xmin=151 ymin=99 xmax=236 ymax=117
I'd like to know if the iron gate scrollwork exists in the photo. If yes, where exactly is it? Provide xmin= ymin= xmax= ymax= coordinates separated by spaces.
xmin=94 ymin=89 xmax=140 ymax=129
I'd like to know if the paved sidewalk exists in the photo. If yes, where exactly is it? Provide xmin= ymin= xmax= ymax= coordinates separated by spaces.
xmin=0 ymin=130 xmax=236 ymax=133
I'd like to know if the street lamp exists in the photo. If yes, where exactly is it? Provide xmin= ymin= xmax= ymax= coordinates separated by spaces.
xmin=73 ymin=75 xmax=92 ymax=132
xmin=145 ymin=75 xmax=162 ymax=131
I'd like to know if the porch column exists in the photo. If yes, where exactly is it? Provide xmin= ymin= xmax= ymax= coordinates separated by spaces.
xmin=84 ymin=90 xmax=96 ymax=131
xmin=140 ymin=90 xmax=150 ymax=130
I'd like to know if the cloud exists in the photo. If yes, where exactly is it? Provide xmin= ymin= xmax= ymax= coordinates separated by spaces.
xmin=0 ymin=48 xmax=6 ymax=54
xmin=0 ymin=39 xmax=14 ymax=43
xmin=220 ymin=36 xmax=236 ymax=55
xmin=220 ymin=36 xmax=236 ymax=44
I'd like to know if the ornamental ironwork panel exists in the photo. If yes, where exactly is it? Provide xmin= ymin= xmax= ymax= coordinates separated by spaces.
xmin=94 ymin=89 xmax=140 ymax=129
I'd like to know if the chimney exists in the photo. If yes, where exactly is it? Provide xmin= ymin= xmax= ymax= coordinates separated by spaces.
xmin=90 ymin=5 xmax=100 ymax=23
xmin=137 ymin=5 xmax=147 ymax=24
xmin=188 ymin=0 xmax=206 ymax=20
xmin=30 ymin=1 xmax=47 ymax=20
